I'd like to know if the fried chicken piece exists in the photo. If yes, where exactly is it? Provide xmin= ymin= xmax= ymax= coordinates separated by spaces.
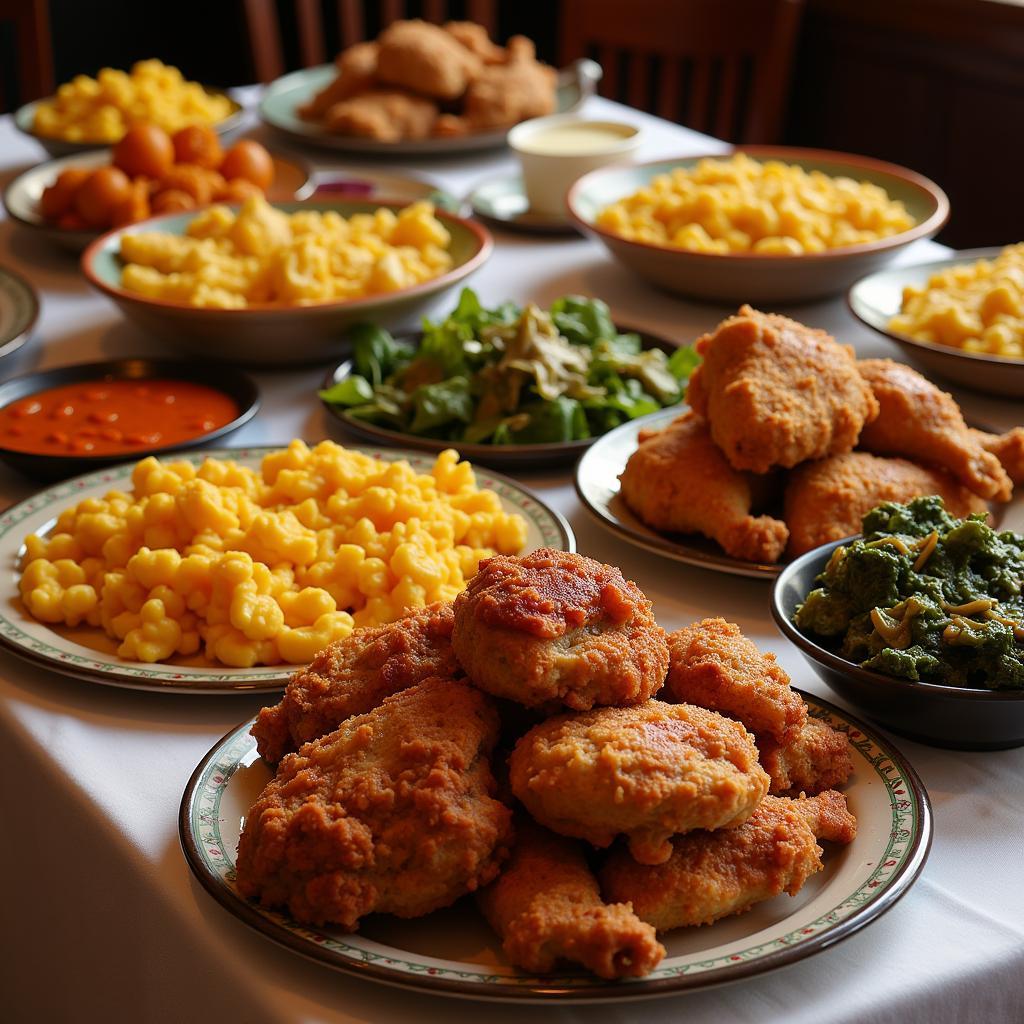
xmin=784 ymin=451 xmax=989 ymax=557
xmin=452 ymin=548 xmax=668 ymax=711
xmin=375 ymin=19 xmax=481 ymax=100
xmin=600 ymin=791 xmax=857 ymax=931
xmin=969 ymin=426 xmax=1024 ymax=484
xmin=756 ymin=718 xmax=854 ymax=796
xmin=619 ymin=412 xmax=789 ymax=564
xmin=664 ymin=618 xmax=807 ymax=745
xmin=298 ymin=41 xmax=379 ymax=119
xmin=509 ymin=702 xmax=769 ymax=865
xmin=322 ymin=88 xmax=438 ymax=141
xmin=477 ymin=819 xmax=665 ymax=979
xmin=444 ymin=21 xmax=505 ymax=64
xmin=236 ymin=679 xmax=512 ymax=929
xmin=251 ymin=602 xmax=460 ymax=763
xmin=857 ymin=359 xmax=1012 ymax=501
xmin=687 ymin=306 xmax=879 ymax=473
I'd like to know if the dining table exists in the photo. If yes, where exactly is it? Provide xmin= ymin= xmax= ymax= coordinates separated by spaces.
xmin=1 ymin=89 xmax=1023 ymax=1024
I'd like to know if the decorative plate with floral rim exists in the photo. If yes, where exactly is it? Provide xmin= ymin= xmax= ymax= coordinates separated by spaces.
xmin=0 ymin=446 xmax=573 ymax=694
xmin=179 ymin=690 xmax=932 ymax=1002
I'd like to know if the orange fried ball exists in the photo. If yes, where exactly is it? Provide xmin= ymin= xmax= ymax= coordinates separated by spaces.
xmin=219 ymin=140 xmax=274 ymax=191
xmin=172 ymin=124 xmax=223 ymax=170
xmin=110 ymin=178 xmax=152 ymax=227
xmin=112 ymin=123 xmax=175 ymax=180
xmin=73 ymin=166 xmax=132 ymax=228
xmin=215 ymin=177 xmax=264 ymax=203
xmin=39 ymin=167 xmax=90 ymax=220
xmin=151 ymin=189 xmax=196 ymax=214
xmin=156 ymin=164 xmax=214 ymax=206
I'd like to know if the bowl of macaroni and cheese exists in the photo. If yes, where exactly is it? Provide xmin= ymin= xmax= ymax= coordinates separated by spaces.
xmin=849 ymin=246 xmax=1024 ymax=398
xmin=567 ymin=148 xmax=948 ymax=303
xmin=81 ymin=196 xmax=492 ymax=365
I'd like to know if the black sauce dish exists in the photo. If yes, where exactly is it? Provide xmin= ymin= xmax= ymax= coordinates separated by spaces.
xmin=771 ymin=536 xmax=1024 ymax=751
xmin=0 ymin=358 xmax=259 ymax=482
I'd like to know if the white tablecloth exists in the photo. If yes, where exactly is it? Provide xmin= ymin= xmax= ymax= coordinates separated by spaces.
xmin=1 ymin=96 xmax=1023 ymax=1024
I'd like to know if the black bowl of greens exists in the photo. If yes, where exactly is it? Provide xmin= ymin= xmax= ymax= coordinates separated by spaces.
xmin=772 ymin=496 xmax=1024 ymax=750
xmin=319 ymin=289 xmax=698 ymax=468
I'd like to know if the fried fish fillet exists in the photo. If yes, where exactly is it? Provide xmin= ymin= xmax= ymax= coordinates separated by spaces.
xmin=509 ymin=702 xmax=769 ymax=865
xmin=687 ymin=306 xmax=878 ymax=473
xmin=619 ymin=412 xmax=789 ymax=564
xmin=236 ymin=678 xmax=512 ymax=929
xmin=251 ymin=602 xmax=460 ymax=763
xmin=477 ymin=819 xmax=665 ymax=979
xmin=664 ymin=617 xmax=807 ymax=745
xmin=600 ymin=791 xmax=857 ymax=931
xmin=756 ymin=717 xmax=854 ymax=797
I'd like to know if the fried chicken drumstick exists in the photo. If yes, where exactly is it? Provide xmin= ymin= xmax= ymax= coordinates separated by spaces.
xmin=477 ymin=820 xmax=665 ymax=979
xmin=600 ymin=791 xmax=857 ymax=931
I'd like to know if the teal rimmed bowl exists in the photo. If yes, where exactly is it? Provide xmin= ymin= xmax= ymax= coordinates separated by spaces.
xmin=568 ymin=147 xmax=949 ymax=304
xmin=81 ymin=200 xmax=492 ymax=366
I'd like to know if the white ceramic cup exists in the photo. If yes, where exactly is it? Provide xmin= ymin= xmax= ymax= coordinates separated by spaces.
xmin=508 ymin=113 xmax=642 ymax=218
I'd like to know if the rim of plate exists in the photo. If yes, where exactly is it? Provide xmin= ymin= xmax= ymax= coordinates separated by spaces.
xmin=0 ymin=264 xmax=40 ymax=361
xmin=178 ymin=688 xmax=932 ymax=1002
xmin=0 ymin=445 xmax=573 ymax=693
xmin=847 ymin=246 xmax=1024 ymax=369
xmin=568 ymin=146 xmax=949 ymax=262
xmin=574 ymin=406 xmax=782 ymax=580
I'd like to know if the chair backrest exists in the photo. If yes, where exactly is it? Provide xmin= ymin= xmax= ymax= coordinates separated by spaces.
xmin=0 ymin=0 xmax=54 ymax=110
xmin=559 ymin=0 xmax=804 ymax=143
xmin=243 ymin=0 xmax=498 ymax=83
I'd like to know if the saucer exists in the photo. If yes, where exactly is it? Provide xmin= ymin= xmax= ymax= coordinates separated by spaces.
xmin=469 ymin=176 xmax=578 ymax=235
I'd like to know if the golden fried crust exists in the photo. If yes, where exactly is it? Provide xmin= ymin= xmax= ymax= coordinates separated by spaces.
xmin=600 ymin=792 xmax=855 ymax=930
xmin=236 ymin=679 xmax=512 ymax=929
xmin=375 ymin=19 xmax=481 ymax=100
xmin=477 ymin=820 xmax=665 ymax=979
xmin=970 ymin=426 xmax=1024 ymax=485
xmin=857 ymin=359 xmax=1012 ymax=501
xmin=251 ymin=602 xmax=460 ymax=763
xmin=686 ymin=306 xmax=878 ymax=473
xmin=452 ymin=549 xmax=668 ymax=710
xmin=322 ymin=89 xmax=438 ymax=142
xmin=619 ymin=412 xmax=789 ymax=563
xmin=757 ymin=717 xmax=854 ymax=797
xmin=783 ymin=451 xmax=989 ymax=558
xmin=509 ymin=702 xmax=769 ymax=865
xmin=665 ymin=618 xmax=806 ymax=745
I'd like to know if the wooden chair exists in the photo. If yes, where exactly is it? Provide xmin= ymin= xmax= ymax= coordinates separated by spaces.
xmin=0 ymin=0 xmax=54 ymax=111
xmin=559 ymin=0 xmax=805 ymax=143
xmin=243 ymin=0 xmax=498 ymax=82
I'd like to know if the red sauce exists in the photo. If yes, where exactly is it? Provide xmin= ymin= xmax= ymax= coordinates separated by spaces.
xmin=0 ymin=378 xmax=239 ymax=456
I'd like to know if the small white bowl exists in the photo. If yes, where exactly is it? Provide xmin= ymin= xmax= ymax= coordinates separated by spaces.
xmin=508 ymin=113 xmax=641 ymax=218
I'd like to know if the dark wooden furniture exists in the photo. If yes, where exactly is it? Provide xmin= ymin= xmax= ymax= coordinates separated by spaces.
xmin=558 ymin=0 xmax=805 ymax=143
xmin=243 ymin=0 xmax=497 ymax=82
xmin=0 ymin=0 xmax=54 ymax=110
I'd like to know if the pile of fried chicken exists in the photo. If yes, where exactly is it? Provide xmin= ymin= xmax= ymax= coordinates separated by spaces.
xmin=236 ymin=549 xmax=856 ymax=980
xmin=621 ymin=305 xmax=1024 ymax=563
xmin=298 ymin=20 xmax=557 ymax=142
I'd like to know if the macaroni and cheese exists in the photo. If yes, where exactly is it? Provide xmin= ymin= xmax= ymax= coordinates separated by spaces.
xmin=32 ymin=60 xmax=235 ymax=143
xmin=890 ymin=243 xmax=1024 ymax=358
xmin=596 ymin=153 xmax=916 ymax=255
xmin=18 ymin=441 xmax=528 ymax=667
xmin=119 ymin=196 xmax=453 ymax=308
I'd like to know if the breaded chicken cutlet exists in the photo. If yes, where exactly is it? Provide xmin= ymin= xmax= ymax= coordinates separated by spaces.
xmin=757 ymin=717 xmax=854 ymax=797
xmin=600 ymin=791 xmax=857 ymax=931
xmin=452 ymin=548 xmax=668 ymax=711
xmin=251 ymin=602 xmax=460 ymax=763
xmin=236 ymin=678 xmax=512 ymax=930
xmin=477 ymin=819 xmax=665 ymax=979
xmin=509 ymin=702 xmax=769 ymax=865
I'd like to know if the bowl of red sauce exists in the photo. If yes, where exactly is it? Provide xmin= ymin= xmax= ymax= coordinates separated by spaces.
xmin=0 ymin=358 xmax=259 ymax=480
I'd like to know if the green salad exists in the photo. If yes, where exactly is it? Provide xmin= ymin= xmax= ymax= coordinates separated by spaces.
xmin=795 ymin=496 xmax=1024 ymax=689
xmin=319 ymin=289 xmax=698 ymax=445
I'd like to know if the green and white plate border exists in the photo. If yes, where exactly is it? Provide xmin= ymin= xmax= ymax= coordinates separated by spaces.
xmin=0 ymin=445 xmax=573 ymax=694
xmin=179 ymin=689 xmax=932 ymax=1002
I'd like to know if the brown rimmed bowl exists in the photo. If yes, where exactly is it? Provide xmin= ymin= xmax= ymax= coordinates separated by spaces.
xmin=568 ymin=147 xmax=949 ymax=304
xmin=772 ymin=536 xmax=1024 ymax=750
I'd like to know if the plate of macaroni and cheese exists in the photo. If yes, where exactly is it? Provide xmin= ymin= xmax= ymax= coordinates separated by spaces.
xmin=0 ymin=440 xmax=573 ymax=692
xmin=849 ymin=246 xmax=1024 ymax=398
xmin=567 ymin=148 xmax=948 ymax=304
xmin=81 ymin=197 xmax=492 ymax=365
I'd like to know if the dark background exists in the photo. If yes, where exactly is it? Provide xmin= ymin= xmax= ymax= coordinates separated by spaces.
xmin=6 ymin=0 xmax=1023 ymax=249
